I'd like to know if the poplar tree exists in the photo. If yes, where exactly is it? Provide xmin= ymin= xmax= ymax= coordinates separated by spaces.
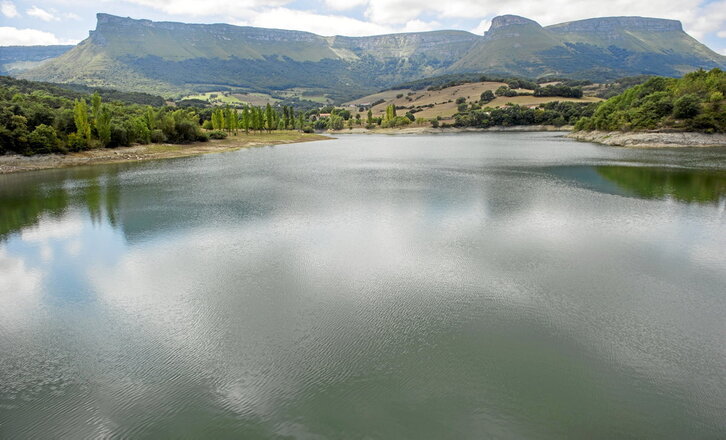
xmin=242 ymin=107 xmax=250 ymax=134
xmin=73 ymin=98 xmax=91 ymax=143
xmin=265 ymin=103 xmax=274 ymax=132
xmin=96 ymin=105 xmax=112 ymax=147
xmin=91 ymin=92 xmax=102 ymax=129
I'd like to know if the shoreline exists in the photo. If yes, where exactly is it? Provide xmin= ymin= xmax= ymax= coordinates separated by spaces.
xmin=329 ymin=125 xmax=572 ymax=135
xmin=0 ymin=132 xmax=331 ymax=175
xmin=567 ymin=130 xmax=726 ymax=148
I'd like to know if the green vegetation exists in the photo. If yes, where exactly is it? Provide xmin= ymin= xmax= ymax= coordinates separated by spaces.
xmin=575 ymin=69 xmax=726 ymax=133
xmin=533 ymin=84 xmax=583 ymax=98
xmin=0 ymin=77 xmax=313 ymax=156
xmin=0 ymin=76 xmax=165 ymax=106
xmin=453 ymin=101 xmax=598 ymax=128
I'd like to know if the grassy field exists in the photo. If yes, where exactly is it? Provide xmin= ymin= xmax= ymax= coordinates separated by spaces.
xmin=181 ymin=87 xmax=334 ymax=106
xmin=182 ymin=91 xmax=278 ymax=106
xmin=345 ymin=81 xmax=602 ymax=120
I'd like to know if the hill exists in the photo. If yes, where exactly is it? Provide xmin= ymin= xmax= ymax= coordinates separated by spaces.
xmin=20 ymin=14 xmax=726 ymax=100
xmin=0 ymin=45 xmax=73 ymax=75
xmin=575 ymin=68 xmax=726 ymax=133
xmin=345 ymin=80 xmax=601 ymax=120
xmin=0 ymin=76 xmax=165 ymax=106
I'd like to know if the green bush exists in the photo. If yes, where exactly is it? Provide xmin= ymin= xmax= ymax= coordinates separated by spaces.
xmin=28 ymin=124 xmax=61 ymax=155
xmin=150 ymin=129 xmax=166 ymax=143
xmin=66 ymin=132 xmax=88 ymax=152
xmin=208 ymin=130 xmax=227 ymax=139
xmin=673 ymin=94 xmax=701 ymax=119
xmin=109 ymin=124 xmax=131 ymax=148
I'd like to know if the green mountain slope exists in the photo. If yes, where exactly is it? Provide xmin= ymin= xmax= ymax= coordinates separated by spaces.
xmin=452 ymin=15 xmax=726 ymax=81
xmin=19 ymin=13 xmax=726 ymax=99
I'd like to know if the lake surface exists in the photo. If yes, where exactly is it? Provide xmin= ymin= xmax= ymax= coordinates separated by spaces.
xmin=1 ymin=132 xmax=725 ymax=439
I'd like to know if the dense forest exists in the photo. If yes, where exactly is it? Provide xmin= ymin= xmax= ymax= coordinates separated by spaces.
xmin=575 ymin=69 xmax=725 ymax=133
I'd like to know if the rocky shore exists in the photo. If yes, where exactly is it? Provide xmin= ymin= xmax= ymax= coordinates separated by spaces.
xmin=567 ymin=130 xmax=726 ymax=148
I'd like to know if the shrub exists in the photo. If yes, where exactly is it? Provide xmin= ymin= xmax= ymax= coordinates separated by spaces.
xmin=208 ymin=130 xmax=227 ymax=139
xmin=28 ymin=124 xmax=61 ymax=155
xmin=150 ymin=129 xmax=166 ymax=143
xmin=673 ymin=94 xmax=701 ymax=119
xmin=109 ymin=124 xmax=131 ymax=148
xmin=66 ymin=132 xmax=88 ymax=152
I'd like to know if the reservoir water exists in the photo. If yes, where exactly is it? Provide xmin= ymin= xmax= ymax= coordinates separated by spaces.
xmin=1 ymin=132 xmax=725 ymax=438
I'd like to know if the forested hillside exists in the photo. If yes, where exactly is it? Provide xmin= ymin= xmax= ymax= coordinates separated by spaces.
xmin=575 ymin=69 xmax=726 ymax=133
xmin=0 ymin=77 xmax=311 ymax=156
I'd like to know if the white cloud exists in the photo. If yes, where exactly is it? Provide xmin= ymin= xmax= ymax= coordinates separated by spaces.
xmin=120 ymin=0 xmax=289 ymax=17
xmin=401 ymin=19 xmax=439 ymax=33
xmin=471 ymin=19 xmax=491 ymax=35
xmin=0 ymin=248 xmax=43 ymax=327
xmin=26 ymin=5 xmax=59 ymax=21
xmin=1 ymin=0 xmax=18 ymax=18
xmin=21 ymin=215 xmax=84 ymax=242
xmin=249 ymin=8 xmax=393 ymax=36
xmin=0 ymin=26 xmax=76 ymax=45
xmin=323 ymin=0 xmax=368 ymax=11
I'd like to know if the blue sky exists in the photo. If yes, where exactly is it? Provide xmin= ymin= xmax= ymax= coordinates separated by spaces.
xmin=1 ymin=0 xmax=725 ymax=55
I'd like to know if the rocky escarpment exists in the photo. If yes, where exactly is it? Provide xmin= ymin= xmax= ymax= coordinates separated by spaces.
xmin=488 ymin=15 xmax=541 ymax=31
xmin=548 ymin=16 xmax=683 ymax=34
xmin=568 ymin=130 xmax=726 ymax=148
xmin=20 ymin=13 xmax=726 ymax=96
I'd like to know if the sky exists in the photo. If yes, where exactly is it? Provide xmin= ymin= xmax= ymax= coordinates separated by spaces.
xmin=1 ymin=0 xmax=725 ymax=55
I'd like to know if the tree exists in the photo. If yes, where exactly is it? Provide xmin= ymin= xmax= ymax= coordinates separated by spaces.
xmin=384 ymin=104 xmax=397 ymax=122
xmin=96 ymin=105 xmax=112 ymax=147
xmin=480 ymin=90 xmax=495 ymax=103
xmin=673 ymin=94 xmax=701 ymax=119
xmin=265 ymin=103 xmax=274 ymax=132
xmin=367 ymin=109 xmax=373 ymax=126
xmin=91 ymin=92 xmax=102 ymax=128
xmin=241 ymin=107 xmax=250 ymax=133
xmin=28 ymin=124 xmax=60 ymax=154
xmin=73 ymin=98 xmax=91 ymax=146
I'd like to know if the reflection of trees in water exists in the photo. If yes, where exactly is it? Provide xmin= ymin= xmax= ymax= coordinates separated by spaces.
xmin=596 ymin=166 xmax=726 ymax=204
xmin=0 ymin=168 xmax=122 ymax=239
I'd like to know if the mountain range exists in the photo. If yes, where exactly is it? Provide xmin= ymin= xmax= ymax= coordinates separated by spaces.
xmin=15 ymin=13 xmax=726 ymax=100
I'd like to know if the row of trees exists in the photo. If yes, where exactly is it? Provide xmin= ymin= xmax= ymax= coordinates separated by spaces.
xmin=207 ymin=104 xmax=307 ymax=133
